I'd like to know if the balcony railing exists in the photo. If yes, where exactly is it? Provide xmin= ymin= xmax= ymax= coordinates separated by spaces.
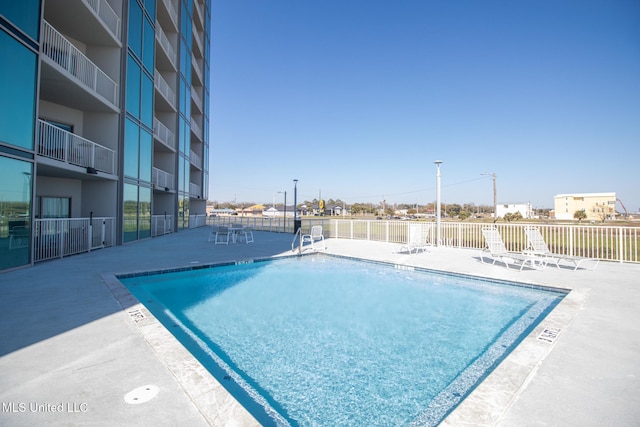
xmin=153 ymin=118 xmax=176 ymax=150
xmin=156 ymin=22 xmax=177 ymax=67
xmin=85 ymin=0 xmax=121 ymax=41
xmin=38 ymin=120 xmax=116 ymax=174
xmin=190 ymin=118 xmax=202 ymax=141
xmin=154 ymin=71 xmax=176 ymax=105
xmin=189 ymin=149 xmax=202 ymax=169
xmin=41 ymin=21 xmax=118 ymax=107
xmin=152 ymin=214 xmax=173 ymax=236
xmin=152 ymin=167 xmax=175 ymax=190
xmin=34 ymin=217 xmax=115 ymax=262
xmin=189 ymin=182 xmax=201 ymax=199
xmin=190 ymin=85 xmax=203 ymax=111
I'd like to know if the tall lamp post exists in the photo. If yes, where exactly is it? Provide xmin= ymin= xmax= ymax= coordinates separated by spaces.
xmin=434 ymin=160 xmax=443 ymax=247
xmin=278 ymin=191 xmax=287 ymax=231
xmin=293 ymin=179 xmax=299 ymax=233
xmin=481 ymin=172 xmax=497 ymax=222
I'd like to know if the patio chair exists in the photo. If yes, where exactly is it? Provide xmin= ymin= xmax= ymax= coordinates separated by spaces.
xmin=211 ymin=226 xmax=231 ymax=245
xmin=524 ymin=226 xmax=599 ymax=271
xmin=397 ymin=224 xmax=429 ymax=254
xmin=301 ymin=225 xmax=326 ymax=251
xmin=480 ymin=226 xmax=544 ymax=270
xmin=237 ymin=227 xmax=254 ymax=244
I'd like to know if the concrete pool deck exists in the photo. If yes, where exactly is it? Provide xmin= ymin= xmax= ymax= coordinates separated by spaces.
xmin=1 ymin=227 xmax=638 ymax=426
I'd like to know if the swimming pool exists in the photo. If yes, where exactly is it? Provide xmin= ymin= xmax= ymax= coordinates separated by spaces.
xmin=120 ymin=255 xmax=566 ymax=426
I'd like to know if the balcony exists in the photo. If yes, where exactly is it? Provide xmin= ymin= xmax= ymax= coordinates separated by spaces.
xmin=40 ymin=21 xmax=119 ymax=112
xmin=155 ymin=23 xmax=177 ymax=71
xmin=154 ymin=71 xmax=176 ymax=110
xmin=190 ymin=118 xmax=203 ymax=142
xmin=37 ymin=120 xmax=116 ymax=175
xmin=190 ymin=150 xmax=202 ymax=170
xmin=153 ymin=118 xmax=176 ymax=151
xmin=44 ymin=0 xmax=121 ymax=46
xmin=152 ymin=167 xmax=175 ymax=191
xmin=189 ymin=182 xmax=202 ymax=199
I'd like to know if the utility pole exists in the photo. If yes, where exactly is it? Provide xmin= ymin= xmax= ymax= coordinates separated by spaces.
xmin=481 ymin=172 xmax=497 ymax=222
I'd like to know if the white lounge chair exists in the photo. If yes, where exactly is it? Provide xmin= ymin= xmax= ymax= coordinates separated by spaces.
xmin=301 ymin=225 xmax=326 ymax=251
xmin=480 ymin=226 xmax=544 ymax=270
xmin=397 ymin=224 xmax=429 ymax=254
xmin=524 ymin=226 xmax=599 ymax=270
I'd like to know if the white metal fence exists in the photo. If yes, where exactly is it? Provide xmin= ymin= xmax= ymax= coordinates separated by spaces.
xmin=34 ymin=217 xmax=115 ymax=262
xmin=208 ymin=217 xmax=640 ymax=264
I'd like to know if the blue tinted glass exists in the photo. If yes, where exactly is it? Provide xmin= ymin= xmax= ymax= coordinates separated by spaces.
xmin=0 ymin=29 xmax=36 ymax=150
xmin=139 ymin=186 xmax=151 ymax=239
xmin=144 ymin=0 xmax=156 ymax=22
xmin=124 ymin=119 xmax=139 ymax=178
xmin=142 ymin=16 xmax=155 ymax=73
xmin=139 ymin=129 xmax=152 ymax=183
xmin=123 ymin=183 xmax=138 ymax=243
xmin=128 ymin=0 xmax=143 ymax=59
xmin=141 ymin=73 xmax=153 ymax=128
xmin=0 ymin=156 xmax=32 ymax=270
xmin=0 ymin=0 xmax=41 ymax=40
xmin=126 ymin=55 xmax=141 ymax=118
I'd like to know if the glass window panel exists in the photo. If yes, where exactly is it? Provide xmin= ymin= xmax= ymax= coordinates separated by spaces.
xmin=0 ymin=0 xmax=41 ymax=40
xmin=124 ymin=119 xmax=139 ymax=178
xmin=139 ymin=129 xmax=152 ymax=183
xmin=0 ymin=29 xmax=36 ymax=150
xmin=0 ymin=156 xmax=32 ymax=270
xmin=123 ymin=183 xmax=138 ymax=243
xmin=128 ymin=0 xmax=143 ymax=59
xmin=40 ymin=197 xmax=70 ymax=218
xmin=142 ymin=16 xmax=155 ymax=73
xmin=126 ymin=55 xmax=141 ymax=118
xmin=139 ymin=186 xmax=151 ymax=239
xmin=141 ymin=72 xmax=153 ymax=128
xmin=144 ymin=0 xmax=156 ymax=22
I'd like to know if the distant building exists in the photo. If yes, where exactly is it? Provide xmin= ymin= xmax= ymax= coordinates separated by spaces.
xmin=496 ymin=203 xmax=534 ymax=219
xmin=553 ymin=193 xmax=617 ymax=221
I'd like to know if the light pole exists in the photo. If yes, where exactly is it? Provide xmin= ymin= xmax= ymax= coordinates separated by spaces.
xmin=481 ymin=172 xmax=497 ymax=222
xmin=278 ymin=191 xmax=287 ymax=231
xmin=434 ymin=160 xmax=443 ymax=247
xmin=293 ymin=179 xmax=299 ymax=233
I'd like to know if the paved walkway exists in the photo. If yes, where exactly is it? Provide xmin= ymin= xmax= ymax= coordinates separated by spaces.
xmin=0 ymin=227 xmax=638 ymax=426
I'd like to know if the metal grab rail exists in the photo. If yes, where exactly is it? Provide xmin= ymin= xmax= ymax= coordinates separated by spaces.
xmin=291 ymin=227 xmax=302 ymax=254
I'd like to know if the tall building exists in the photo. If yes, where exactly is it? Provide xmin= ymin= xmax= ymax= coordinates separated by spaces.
xmin=0 ymin=0 xmax=211 ymax=271
xmin=553 ymin=192 xmax=617 ymax=221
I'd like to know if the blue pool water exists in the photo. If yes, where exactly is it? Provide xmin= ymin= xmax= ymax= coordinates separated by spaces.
xmin=121 ymin=255 xmax=566 ymax=426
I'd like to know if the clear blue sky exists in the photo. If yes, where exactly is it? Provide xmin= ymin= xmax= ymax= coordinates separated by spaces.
xmin=209 ymin=0 xmax=640 ymax=211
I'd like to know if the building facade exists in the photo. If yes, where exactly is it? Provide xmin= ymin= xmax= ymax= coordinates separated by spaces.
xmin=553 ymin=192 xmax=617 ymax=221
xmin=0 ymin=0 xmax=211 ymax=271
xmin=496 ymin=203 xmax=534 ymax=219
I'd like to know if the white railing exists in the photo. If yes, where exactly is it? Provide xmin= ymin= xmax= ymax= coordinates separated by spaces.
xmin=38 ymin=120 xmax=116 ymax=174
xmin=84 ymin=0 xmax=121 ymax=41
xmin=152 ymin=214 xmax=173 ymax=236
xmin=207 ymin=217 xmax=640 ymax=264
xmin=190 ymin=118 xmax=203 ymax=141
xmin=154 ymin=71 xmax=176 ymax=105
xmin=189 ymin=214 xmax=208 ymax=228
xmin=162 ymin=0 xmax=179 ymax=30
xmin=190 ymin=85 xmax=203 ymax=111
xmin=189 ymin=182 xmax=201 ymax=199
xmin=153 ymin=118 xmax=176 ymax=151
xmin=34 ymin=217 xmax=115 ymax=262
xmin=152 ymin=167 xmax=174 ymax=190
xmin=155 ymin=22 xmax=177 ymax=67
xmin=189 ymin=149 xmax=202 ymax=169
xmin=41 ymin=21 xmax=118 ymax=107
xmin=192 ymin=54 xmax=203 ymax=85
